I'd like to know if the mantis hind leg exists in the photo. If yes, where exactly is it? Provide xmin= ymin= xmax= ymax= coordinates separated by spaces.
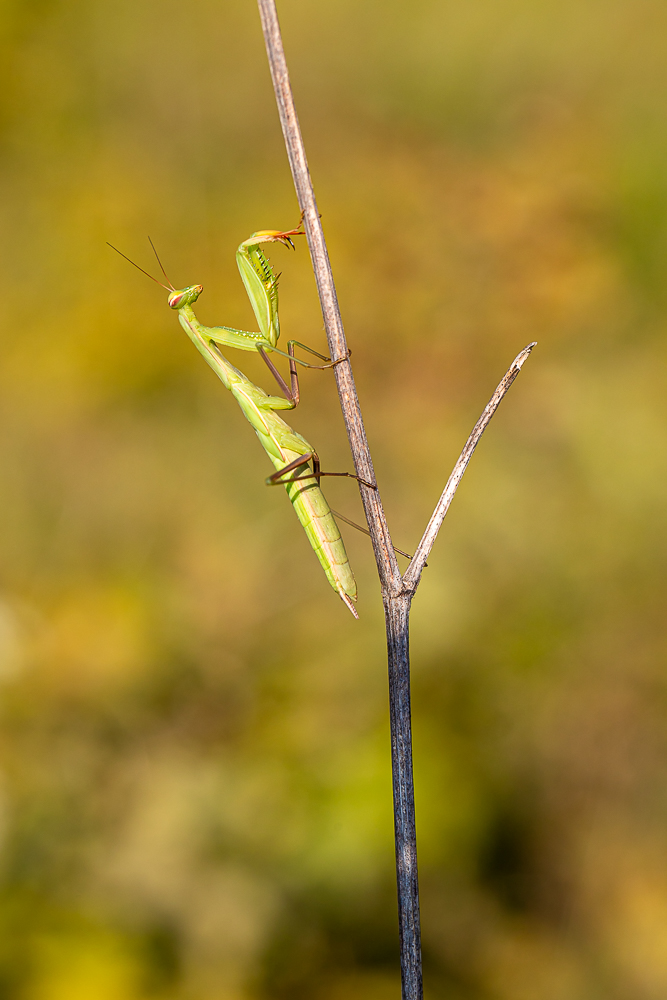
xmin=265 ymin=457 xmax=413 ymax=561
xmin=328 ymin=507 xmax=415 ymax=561
xmin=265 ymin=457 xmax=414 ymax=562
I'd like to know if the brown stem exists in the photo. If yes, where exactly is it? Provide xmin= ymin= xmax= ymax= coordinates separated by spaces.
xmin=385 ymin=591 xmax=422 ymax=1000
xmin=256 ymin=0 xmax=402 ymax=596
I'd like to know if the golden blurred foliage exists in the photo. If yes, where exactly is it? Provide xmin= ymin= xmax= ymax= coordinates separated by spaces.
xmin=1 ymin=0 xmax=667 ymax=997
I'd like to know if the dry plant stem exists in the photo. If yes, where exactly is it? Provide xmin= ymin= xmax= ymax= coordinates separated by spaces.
xmin=256 ymin=4 xmax=534 ymax=999
xmin=256 ymin=8 xmax=419 ymax=995
xmin=257 ymin=0 xmax=401 ymax=595
xmin=385 ymin=591 xmax=421 ymax=1000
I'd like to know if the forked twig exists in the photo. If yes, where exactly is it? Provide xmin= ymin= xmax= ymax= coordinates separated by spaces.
xmin=255 ymin=4 xmax=535 ymax=999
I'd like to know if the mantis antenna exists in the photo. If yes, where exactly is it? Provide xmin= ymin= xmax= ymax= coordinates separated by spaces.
xmin=147 ymin=236 xmax=175 ymax=290
xmin=106 ymin=242 xmax=174 ymax=292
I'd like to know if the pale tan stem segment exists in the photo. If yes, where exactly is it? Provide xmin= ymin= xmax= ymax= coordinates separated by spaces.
xmin=256 ymin=0 xmax=402 ymax=595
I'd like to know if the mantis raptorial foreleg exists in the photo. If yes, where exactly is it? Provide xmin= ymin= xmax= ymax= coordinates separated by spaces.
xmin=182 ymin=226 xmax=350 ymax=404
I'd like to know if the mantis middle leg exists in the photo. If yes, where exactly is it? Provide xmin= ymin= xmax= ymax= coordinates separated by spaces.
xmin=258 ymin=342 xmax=350 ymax=406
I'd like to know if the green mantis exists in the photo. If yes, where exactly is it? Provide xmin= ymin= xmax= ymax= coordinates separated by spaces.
xmin=110 ymin=228 xmax=366 ymax=617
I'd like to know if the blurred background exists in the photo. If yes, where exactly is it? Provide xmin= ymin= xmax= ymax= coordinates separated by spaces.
xmin=0 ymin=0 xmax=666 ymax=997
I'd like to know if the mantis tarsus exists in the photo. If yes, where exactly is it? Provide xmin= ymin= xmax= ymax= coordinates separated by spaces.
xmin=110 ymin=228 xmax=372 ymax=617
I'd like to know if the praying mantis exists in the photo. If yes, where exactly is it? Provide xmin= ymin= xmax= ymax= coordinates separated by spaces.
xmin=110 ymin=227 xmax=370 ymax=617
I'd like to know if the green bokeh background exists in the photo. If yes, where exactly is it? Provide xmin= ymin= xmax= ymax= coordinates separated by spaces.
xmin=1 ymin=0 xmax=667 ymax=997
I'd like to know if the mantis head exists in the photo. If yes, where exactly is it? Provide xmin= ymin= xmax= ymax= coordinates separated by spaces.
xmin=168 ymin=285 xmax=203 ymax=309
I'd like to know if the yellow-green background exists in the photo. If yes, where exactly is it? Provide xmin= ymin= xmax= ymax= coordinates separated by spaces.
xmin=1 ymin=0 xmax=667 ymax=997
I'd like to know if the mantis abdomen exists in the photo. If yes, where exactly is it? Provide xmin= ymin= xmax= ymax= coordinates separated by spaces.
xmin=270 ymin=449 xmax=358 ymax=616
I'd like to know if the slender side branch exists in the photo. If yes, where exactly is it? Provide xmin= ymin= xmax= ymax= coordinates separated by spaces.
xmin=403 ymin=342 xmax=536 ymax=591
xmin=257 ymin=0 xmax=402 ymax=595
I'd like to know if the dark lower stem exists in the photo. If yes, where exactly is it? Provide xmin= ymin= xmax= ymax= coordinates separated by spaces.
xmin=384 ymin=593 xmax=423 ymax=1000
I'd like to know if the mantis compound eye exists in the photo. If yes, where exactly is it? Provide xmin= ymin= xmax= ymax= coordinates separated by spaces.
xmin=168 ymin=284 xmax=203 ymax=309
